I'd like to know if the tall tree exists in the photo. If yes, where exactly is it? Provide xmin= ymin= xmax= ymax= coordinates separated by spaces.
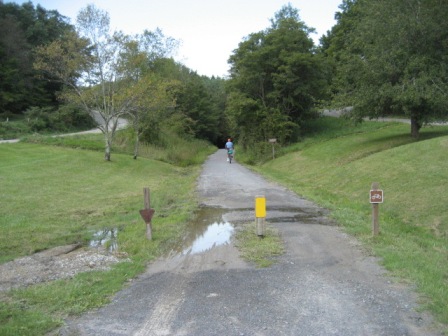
xmin=203 ymin=76 xmax=228 ymax=146
xmin=34 ymin=4 xmax=178 ymax=160
xmin=328 ymin=0 xmax=448 ymax=138
xmin=0 ymin=1 xmax=72 ymax=115
xmin=175 ymin=73 xmax=219 ymax=142
xmin=114 ymin=32 xmax=178 ymax=159
xmin=227 ymin=4 xmax=329 ymax=148
xmin=149 ymin=58 xmax=228 ymax=146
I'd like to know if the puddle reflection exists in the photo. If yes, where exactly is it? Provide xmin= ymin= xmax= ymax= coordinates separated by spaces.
xmin=172 ymin=207 xmax=235 ymax=256
xmin=89 ymin=228 xmax=118 ymax=252
xmin=182 ymin=221 xmax=234 ymax=255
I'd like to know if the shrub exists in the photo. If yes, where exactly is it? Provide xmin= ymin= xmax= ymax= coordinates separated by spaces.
xmin=23 ymin=105 xmax=95 ymax=132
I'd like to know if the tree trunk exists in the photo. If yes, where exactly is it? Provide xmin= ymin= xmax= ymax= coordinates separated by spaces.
xmin=133 ymin=132 xmax=140 ymax=160
xmin=410 ymin=116 xmax=421 ymax=139
xmin=104 ymin=136 xmax=112 ymax=161
xmin=104 ymin=148 xmax=111 ymax=161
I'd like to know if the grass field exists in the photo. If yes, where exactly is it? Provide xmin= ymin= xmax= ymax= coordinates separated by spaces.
xmin=0 ymin=139 xmax=215 ymax=335
xmin=235 ymin=223 xmax=284 ymax=268
xmin=1 ymin=117 xmax=447 ymax=333
xmin=252 ymin=117 xmax=448 ymax=327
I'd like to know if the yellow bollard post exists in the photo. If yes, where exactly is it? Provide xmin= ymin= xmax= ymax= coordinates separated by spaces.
xmin=255 ymin=195 xmax=266 ymax=237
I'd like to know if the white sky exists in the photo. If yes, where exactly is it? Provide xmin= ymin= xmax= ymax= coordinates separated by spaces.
xmin=6 ymin=0 xmax=342 ymax=77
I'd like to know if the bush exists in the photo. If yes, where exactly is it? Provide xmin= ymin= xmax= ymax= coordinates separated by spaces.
xmin=56 ymin=104 xmax=96 ymax=130
xmin=114 ymin=127 xmax=216 ymax=166
xmin=24 ymin=106 xmax=53 ymax=131
xmin=0 ymin=119 xmax=31 ymax=139
xmin=238 ymin=141 xmax=276 ymax=165
xmin=24 ymin=105 xmax=95 ymax=132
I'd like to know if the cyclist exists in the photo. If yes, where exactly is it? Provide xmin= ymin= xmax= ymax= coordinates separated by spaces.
xmin=224 ymin=138 xmax=234 ymax=163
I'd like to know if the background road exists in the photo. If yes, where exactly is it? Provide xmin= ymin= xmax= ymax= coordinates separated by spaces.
xmin=0 ymin=113 xmax=128 ymax=144
xmin=61 ymin=150 xmax=441 ymax=336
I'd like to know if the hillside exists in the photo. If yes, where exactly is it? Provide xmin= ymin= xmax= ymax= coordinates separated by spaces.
xmin=255 ymin=118 xmax=448 ymax=325
xmin=0 ymin=141 xmax=211 ymax=334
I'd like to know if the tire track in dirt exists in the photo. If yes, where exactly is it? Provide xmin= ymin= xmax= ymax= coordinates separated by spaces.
xmin=133 ymin=275 xmax=187 ymax=336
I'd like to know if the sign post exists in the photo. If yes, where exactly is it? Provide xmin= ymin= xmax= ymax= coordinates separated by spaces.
xmin=370 ymin=182 xmax=383 ymax=236
xmin=139 ymin=187 xmax=155 ymax=240
xmin=255 ymin=195 xmax=266 ymax=237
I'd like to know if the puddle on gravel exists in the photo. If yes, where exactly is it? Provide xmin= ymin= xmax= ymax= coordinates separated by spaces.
xmin=266 ymin=207 xmax=336 ymax=226
xmin=182 ymin=221 xmax=234 ymax=255
xmin=167 ymin=206 xmax=335 ymax=257
xmin=89 ymin=228 xmax=118 ymax=252
xmin=87 ymin=206 xmax=333 ymax=258
xmin=172 ymin=207 xmax=236 ymax=256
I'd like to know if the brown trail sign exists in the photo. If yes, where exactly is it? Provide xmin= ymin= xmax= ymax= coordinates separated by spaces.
xmin=370 ymin=182 xmax=383 ymax=236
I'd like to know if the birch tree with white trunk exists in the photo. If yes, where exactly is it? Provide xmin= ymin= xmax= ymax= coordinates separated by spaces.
xmin=34 ymin=4 xmax=178 ymax=160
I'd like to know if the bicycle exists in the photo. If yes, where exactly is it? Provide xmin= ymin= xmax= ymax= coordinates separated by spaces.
xmin=227 ymin=148 xmax=234 ymax=164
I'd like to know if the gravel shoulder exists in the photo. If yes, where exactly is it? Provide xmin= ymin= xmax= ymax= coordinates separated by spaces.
xmin=0 ymin=244 xmax=127 ymax=293
xmin=57 ymin=149 xmax=443 ymax=336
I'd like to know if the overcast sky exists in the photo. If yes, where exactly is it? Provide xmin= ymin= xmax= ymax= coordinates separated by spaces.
xmin=6 ymin=0 xmax=342 ymax=77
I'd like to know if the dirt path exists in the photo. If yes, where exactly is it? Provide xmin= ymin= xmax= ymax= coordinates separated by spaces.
xmin=60 ymin=150 xmax=441 ymax=336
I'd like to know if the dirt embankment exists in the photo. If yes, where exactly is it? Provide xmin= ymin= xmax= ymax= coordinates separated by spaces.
xmin=0 ymin=244 xmax=127 ymax=293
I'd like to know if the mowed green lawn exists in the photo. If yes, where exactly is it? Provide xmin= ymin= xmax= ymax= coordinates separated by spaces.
xmin=256 ymin=118 xmax=448 ymax=327
xmin=0 ymin=142 xmax=204 ymax=335
xmin=1 ymin=119 xmax=448 ymax=333
xmin=0 ymin=143 xmax=201 ymax=262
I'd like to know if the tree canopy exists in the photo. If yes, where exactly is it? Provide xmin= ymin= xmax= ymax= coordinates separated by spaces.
xmin=32 ymin=3 xmax=229 ymax=159
xmin=4 ymin=0 xmax=448 ymax=153
xmin=323 ymin=0 xmax=448 ymax=138
xmin=34 ymin=4 xmax=181 ymax=160
xmin=0 ymin=1 xmax=72 ymax=115
xmin=226 ymin=4 xmax=330 ymax=149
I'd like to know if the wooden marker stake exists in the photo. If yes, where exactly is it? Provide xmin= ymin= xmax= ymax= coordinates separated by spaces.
xmin=370 ymin=182 xmax=384 ymax=236
xmin=139 ymin=187 xmax=155 ymax=240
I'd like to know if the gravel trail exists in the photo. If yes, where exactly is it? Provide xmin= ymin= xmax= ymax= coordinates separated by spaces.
xmin=60 ymin=149 xmax=442 ymax=336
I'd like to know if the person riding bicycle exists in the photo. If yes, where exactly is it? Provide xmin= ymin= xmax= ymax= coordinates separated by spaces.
xmin=225 ymin=138 xmax=234 ymax=163
xmin=225 ymin=138 xmax=233 ymax=151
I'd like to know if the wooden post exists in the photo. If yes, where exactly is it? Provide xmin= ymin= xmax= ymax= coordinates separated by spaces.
xmin=143 ymin=188 xmax=152 ymax=240
xmin=370 ymin=182 xmax=381 ymax=236
xmin=144 ymin=187 xmax=150 ymax=209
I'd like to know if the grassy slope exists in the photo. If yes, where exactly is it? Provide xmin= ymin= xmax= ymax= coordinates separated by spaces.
xmin=0 ymin=143 xmax=199 ymax=262
xmin=254 ymin=118 xmax=448 ymax=326
xmin=1 ymin=119 xmax=447 ymax=332
xmin=0 ymin=142 xmax=209 ymax=335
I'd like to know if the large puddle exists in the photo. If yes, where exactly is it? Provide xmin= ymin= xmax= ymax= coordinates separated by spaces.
xmin=173 ymin=207 xmax=235 ymax=256
xmin=88 ymin=206 xmax=332 ymax=256
xmin=181 ymin=221 xmax=234 ymax=255
xmin=171 ymin=206 xmax=333 ymax=257
xmin=87 ymin=208 xmax=237 ymax=256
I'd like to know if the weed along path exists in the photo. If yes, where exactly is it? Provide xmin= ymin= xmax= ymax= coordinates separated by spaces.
xmin=61 ymin=150 xmax=440 ymax=336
